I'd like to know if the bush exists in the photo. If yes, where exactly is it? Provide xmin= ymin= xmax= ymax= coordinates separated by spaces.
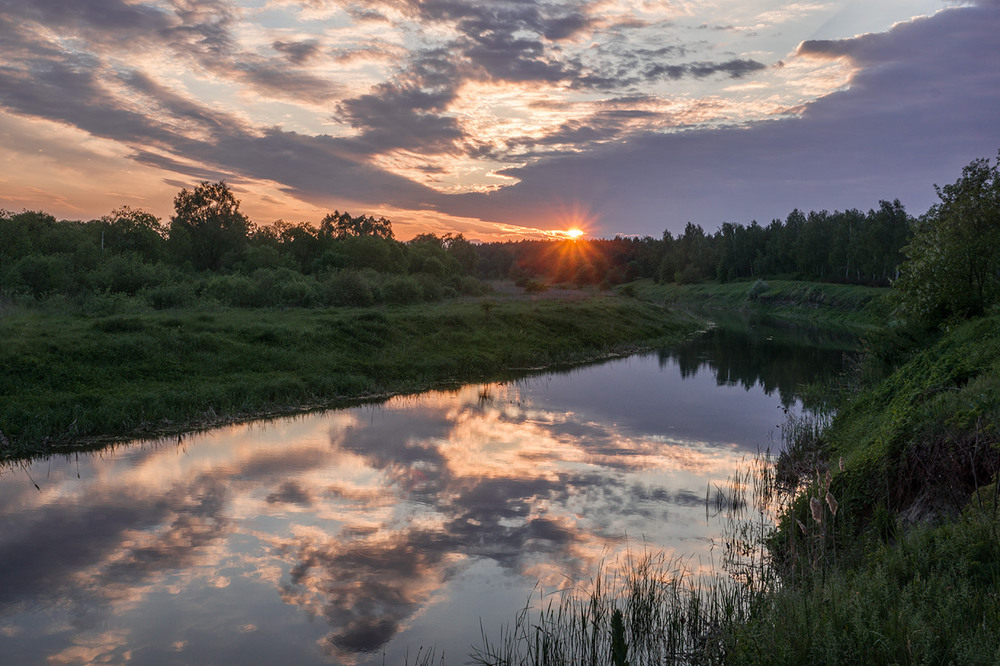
xmin=521 ymin=278 xmax=548 ymax=293
xmin=250 ymin=267 xmax=319 ymax=307
xmin=413 ymin=273 xmax=445 ymax=301
xmin=203 ymin=273 xmax=256 ymax=306
xmin=458 ymin=275 xmax=488 ymax=296
xmin=89 ymin=253 xmax=173 ymax=295
xmin=143 ymin=282 xmax=197 ymax=309
xmin=323 ymin=270 xmax=375 ymax=307
xmin=748 ymin=279 xmax=770 ymax=301
xmin=381 ymin=274 xmax=423 ymax=304
xmin=673 ymin=263 xmax=702 ymax=285
xmin=16 ymin=254 xmax=77 ymax=297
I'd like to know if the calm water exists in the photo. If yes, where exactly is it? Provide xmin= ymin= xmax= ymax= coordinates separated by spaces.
xmin=0 ymin=324 xmax=848 ymax=664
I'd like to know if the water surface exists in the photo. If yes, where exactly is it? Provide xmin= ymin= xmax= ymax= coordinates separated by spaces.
xmin=0 ymin=324 xmax=847 ymax=664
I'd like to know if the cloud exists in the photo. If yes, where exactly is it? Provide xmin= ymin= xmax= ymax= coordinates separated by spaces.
xmin=644 ymin=58 xmax=767 ymax=81
xmin=272 ymin=38 xmax=321 ymax=63
xmin=336 ymin=79 xmax=464 ymax=154
xmin=435 ymin=1 xmax=1000 ymax=234
xmin=2 ymin=0 xmax=994 ymax=238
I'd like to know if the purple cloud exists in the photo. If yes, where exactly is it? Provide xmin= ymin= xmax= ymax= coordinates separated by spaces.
xmin=434 ymin=1 xmax=1000 ymax=235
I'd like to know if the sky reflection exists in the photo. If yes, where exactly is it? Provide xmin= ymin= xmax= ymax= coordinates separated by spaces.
xmin=0 ymin=329 xmax=844 ymax=664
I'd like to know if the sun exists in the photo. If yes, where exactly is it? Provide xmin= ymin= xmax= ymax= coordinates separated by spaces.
xmin=565 ymin=228 xmax=585 ymax=239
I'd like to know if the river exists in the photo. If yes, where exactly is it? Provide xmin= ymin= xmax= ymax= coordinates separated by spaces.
xmin=0 ymin=322 xmax=850 ymax=664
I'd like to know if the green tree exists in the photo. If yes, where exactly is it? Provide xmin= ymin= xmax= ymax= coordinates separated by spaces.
xmin=98 ymin=206 xmax=166 ymax=261
xmin=319 ymin=210 xmax=394 ymax=240
xmin=894 ymin=154 xmax=1000 ymax=324
xmin=169 ymin=181 xmax=250 ymax=271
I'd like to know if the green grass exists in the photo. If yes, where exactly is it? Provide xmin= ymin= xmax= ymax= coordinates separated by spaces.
xmin=627 ymin=279 xmax=888 ymax=331
xmin=816 ymin=314 xmax=1000 ymax=535
xmin=468 ymin=311 xmax=1000 ymax=665
xmin=470 ymin=550 xmax=755 ymax=666
xmin=0 ymin=295 xmax=701 ymax=459
xmin=755 ymin=313 xmax=1000 ymax=665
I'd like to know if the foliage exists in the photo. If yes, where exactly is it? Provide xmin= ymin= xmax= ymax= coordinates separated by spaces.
xmin=97 ymin=205 xmax=167 ymax=261
xmin=893 ymin=153 xmax=1000 ymax=325
xmin=474 ymin=200 xmax=912 ymax=289
xmin=0 ymin=297 xmax=700 ymax=457
xmin=169 ymin=181 xmax=250 ymax=271
xmin=320 ymin=210 xmax=395 ymax=240
xmin=747 ymin=279 xmax=769 ymax=301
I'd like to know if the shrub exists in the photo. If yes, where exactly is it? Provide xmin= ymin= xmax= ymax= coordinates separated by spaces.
xmin=89 ymin=253 xmax=173 ymax=295
xmin=203 ymin=273 xmax=255 ymax=306
xmin=143 ymin=282 xmax=197 ymax=309
xmin=413 ymin=273 xmax=445 ymax=301
xmin=748 ymin=279 xmax=770 ymax=301
xmin=250 ymin=267 xmax=319 ymax=307
xmin=16 ymin=254 xmax=77 ymax=296
xmin=458 ymin=275 xmax=488 ymax=296
xmin=381 ymin=274 xmax=423 ymax=304
xmin=323 ymin=270 xmax=375 ymax=307
xmin=673 ymin=263 xmax=702 ymax=285
xmin=522 ymin=278 xmax=548 ymax=293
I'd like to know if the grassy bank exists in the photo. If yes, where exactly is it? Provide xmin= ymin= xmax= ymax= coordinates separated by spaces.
xmin=628 ymin=278 xmax=887 ymax=331
xmin=738 ymin=313 xmax=1000 ymax=664
xmin=467 ymin=313 xmax=1000 ymax=665
xmin=0 ymin=295 xmax=701 ymax=460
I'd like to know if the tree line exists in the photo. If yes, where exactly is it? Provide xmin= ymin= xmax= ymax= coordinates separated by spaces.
xmin=478 ymin=150 xmax=1000 ymax=330
xmin=475 ymin=200 xmax=911 ymax=290
xmin=0 ymin=181 xmax=485 ymax=310
xmin=2 ymin=151 xmax=998 ymax=326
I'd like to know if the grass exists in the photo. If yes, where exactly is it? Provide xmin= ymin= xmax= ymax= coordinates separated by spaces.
xmin=627 ymin=278 xmax=888 ymax=331
xmin=0 ymin=295 xmax=701 ymax=459
xmin=467 ymin=306 xmax=1000 ymax=665
xmin=469 ymin=551 xmax=751 ymax=666
xmin=744 ymin=313 xmax=1000 ymax=665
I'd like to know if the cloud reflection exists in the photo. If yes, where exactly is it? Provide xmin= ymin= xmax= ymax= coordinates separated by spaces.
xmin=0 ymin=345 xmax=826 ymax=662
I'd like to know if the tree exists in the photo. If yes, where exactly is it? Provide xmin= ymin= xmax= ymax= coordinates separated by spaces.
xmin=893 ymin=154 xmax=1000 ymax=324
xmin=99 ymin=206 xmax=166 ymax=261
xmin=169 ymin=181 xmax=250 ymax=271
xmin=319 ymin=211 xmax=394 ymax=240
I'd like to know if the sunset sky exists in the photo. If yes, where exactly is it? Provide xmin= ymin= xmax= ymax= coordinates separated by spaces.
xmin=1 ymin=0 xmax=997 ymax=240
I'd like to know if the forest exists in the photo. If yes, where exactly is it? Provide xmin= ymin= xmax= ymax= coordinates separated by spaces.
xmin=3 ymin=154 xmax=998 ymax=331
xmin=478 ymin=200 xmax=910 ymax=288
xmin=0 ymin=182 xmax=913 ymax=315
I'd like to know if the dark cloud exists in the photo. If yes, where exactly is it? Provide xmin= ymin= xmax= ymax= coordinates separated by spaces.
xmin=0 ymin=0 xmax=338 ymax=110
xmin=266 ymin=480 xmax=314 ymax=506
xmin=162 ymin=0 xmax=238 ymax=57
xmin=0 ymin=500 xmax=169 ymax=608
xmin=0 ymin=475 xmax=229 ymax=623
xmin=644 ymin=58 xmax=767 ymax=81
xmin=232 ymin=57 xmax=341 ymax=104
xmin=281 ymin=530 xmax=463 ymax=655
xmin=337 ymin=81 xmax=464 ymax=153
xmin=0 ymin=0 xmax=175 ymax=40
xmin=272 ymin=38 xmax=321 ymax=64
xmin=438 ymin=1 xmax=1000 ymax=235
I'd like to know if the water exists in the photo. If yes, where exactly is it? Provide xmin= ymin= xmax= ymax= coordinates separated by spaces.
xmin=0 ymin=324 xmax=848 ymax=664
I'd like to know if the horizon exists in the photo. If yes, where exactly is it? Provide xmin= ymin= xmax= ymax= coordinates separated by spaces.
xmin=2 ymin=0 xmax=997 ymax=241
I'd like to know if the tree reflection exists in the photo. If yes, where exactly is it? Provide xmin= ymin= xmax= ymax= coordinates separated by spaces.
xmin=661 ymin=322 xmax=852 ymax=407
xmin=0 ymin=339 xmax=831 ymax=664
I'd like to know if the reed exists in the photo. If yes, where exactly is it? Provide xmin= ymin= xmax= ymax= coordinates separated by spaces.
xmin=469 ymin=452 xmax=790 ymax=666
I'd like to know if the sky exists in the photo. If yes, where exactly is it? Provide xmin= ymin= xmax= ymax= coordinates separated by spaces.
xmin=1 ymin=0 xmax=997 ymax=241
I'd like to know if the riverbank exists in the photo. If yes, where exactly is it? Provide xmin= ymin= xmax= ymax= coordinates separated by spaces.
xmin=0 ymin=295 xmax=701 ymax=460
xmin=464 ymin=309 xmax=1000 ymax=665
xmin=628 ymin=278 xmax=887 ymax=331
xmin=734 ymin=311 xmax=1000 ymax=663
